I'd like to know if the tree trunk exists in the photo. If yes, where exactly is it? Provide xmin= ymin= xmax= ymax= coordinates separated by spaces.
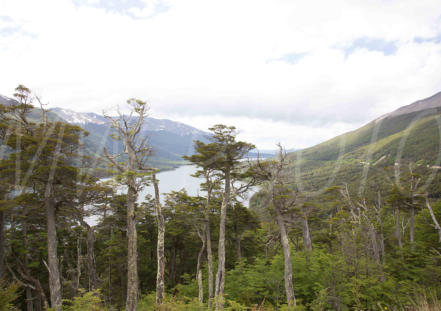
xmin=73 ymin=236 xmax=81 ymax=295
xmin=23 ymin=222 xmax=34 ymax=311
xmin=205 ymin=190 xmax=214 ymax=309
xmin=26 ymin=276 xmax=47 ymax=311
xmin=368 ymin=223 xmax=383 ymax=280
xmin=125 ymin=181 xmax=138 ymax=311
xmin=425 ymin=197 xmax=441 ymax=243
xmin=45 ymin=187 xmax=62 ymax=311
xmin=379 ymin=230 xmax=385 ymax=264
xmin=215 ymin=169 xmax=230 ymax=310
xmin=153 ymin=173 xmax=165 ymax=306
xmin=33 ymin=278 xmax=48 ymax=311
xmin=236 ymin=235 xmax=242 ymax=261
xmin=395 ymin=207 xmax=402 ymax=249
xmin=369 ymin=225 xmax=380 ymax=266
xmin=301 ymin=214 xmax=312 ymax=251
xmin=376 ymin=191 xmax=386 ymax=264
xmin=409 ymin=175 xmax=415 ymax=248
xmin=77 ymin=217 xmax=97 ymax=291
xmin=275 ymin=205 xmax=296 ymax=308
xmin=197 ymin=230 xmax=206 ymax=305
xmin=86 ymin=226 xmax=97 ymax=290
xmin=26 ymin=287 xmax=33 ymax=311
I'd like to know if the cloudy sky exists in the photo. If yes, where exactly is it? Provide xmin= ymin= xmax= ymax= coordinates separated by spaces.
xmin=1 ymin=0 xmax=441 ymax=149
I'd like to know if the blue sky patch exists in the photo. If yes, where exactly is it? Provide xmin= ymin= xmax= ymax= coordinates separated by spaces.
xmin=344 ymin=37 xmax=397 ymax=58
xmin=414 ymin=34 xmax=441 ymax=44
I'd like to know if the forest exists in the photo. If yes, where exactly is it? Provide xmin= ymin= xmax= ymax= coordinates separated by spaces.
xmin=1 ymin=85 xmax=441 ymax=311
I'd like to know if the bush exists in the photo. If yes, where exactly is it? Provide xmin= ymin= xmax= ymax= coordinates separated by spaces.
xmin=138 ymin=293 xmax=204 ymax=311
xmin=0 ymin=281 xmax=19 ymax=311
xmin=61 ymin=289 xmax=105 ymax=311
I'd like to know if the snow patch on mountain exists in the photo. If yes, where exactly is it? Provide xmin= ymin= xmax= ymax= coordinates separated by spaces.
xmin=0 ymin=95 xmax=17 ymax=106
xmin=51 ymin=108 xmax=107 ymax=125
xmin=51 ymin=107 xmax=207 ymax=137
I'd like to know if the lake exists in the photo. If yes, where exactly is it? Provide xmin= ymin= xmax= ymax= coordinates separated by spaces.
xmin=138 ymin=165 xmax=256 ymax=206
xmin=138 ymin=164 xmax=202 ymax=201
xmin=88 ymin=165 xmax=255 ymax=225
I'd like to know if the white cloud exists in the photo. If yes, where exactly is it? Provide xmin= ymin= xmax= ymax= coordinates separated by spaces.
xmin=1 ymin=0 xmax=441 ymax=149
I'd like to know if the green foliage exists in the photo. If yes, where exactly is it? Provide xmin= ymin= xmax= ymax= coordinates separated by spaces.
xmin=61 ymin=290 xmax=105 ymax=311
xmin=138 ymin=293 xmax=205 ymax=311
xmin=0 ymin=282 xmax=19 ymax=311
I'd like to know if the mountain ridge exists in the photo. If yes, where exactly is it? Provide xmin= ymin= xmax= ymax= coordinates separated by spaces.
xmin=51 ymin=107 xmax=208 ymax=138
xmin=378 ymin=90 xmax=441 ymax=121
xmin=285 ymin=90 xmax=441 ymax=196
xmin=0 ymin=95 xmax=210 ymax=169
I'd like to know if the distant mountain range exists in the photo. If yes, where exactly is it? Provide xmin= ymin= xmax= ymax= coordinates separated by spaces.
xmin=55 ymin=110 xmax=213 ymax=169
xmin=0 ymin=96 xmax=210 ymax=169
xmin=51 ymin=108 xmax=205 ymax=137
xmin=0 ymin=96 xmax=275 ymax=170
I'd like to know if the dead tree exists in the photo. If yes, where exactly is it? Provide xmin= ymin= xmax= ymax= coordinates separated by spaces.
xmin=152 ymin=173 xmax=165 ymax=305
xmin=254 ymin=144 xmax=297 ymax=308
xmin=104 ymin=99 xmax=152 ymax=311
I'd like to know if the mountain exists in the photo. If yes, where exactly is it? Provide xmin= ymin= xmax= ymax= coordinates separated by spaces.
xmin=284 ymin=91 xmax=441 ymax=196
xmin=50 ymin=108 xmax=107 ymax=125
xmin=0 ymin=95 xmax=210 ymax=170
xmin=379 ymin=91 xmax=441 ymax=120
xmin=50 ymin=108 xmax=210 ymax=169
xmin=0 ymin=95 xmax=17 ymax=106
xmin=51 ymin=108 xmax=205 ymax=137
xmin=0 ymin=95 xmax=65 ymax=123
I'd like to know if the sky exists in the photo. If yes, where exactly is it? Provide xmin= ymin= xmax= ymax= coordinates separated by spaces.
xmin=1 ymin=0 xmax=441 ymax=150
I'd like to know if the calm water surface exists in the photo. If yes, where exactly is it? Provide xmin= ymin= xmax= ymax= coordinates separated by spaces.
xmin=89 ymin=165 xmax=255 ymax=225
xmin=138 ymin=165 xmax=202 ymax=201
xmin=138 ymin=165 xmax=256 ymax=205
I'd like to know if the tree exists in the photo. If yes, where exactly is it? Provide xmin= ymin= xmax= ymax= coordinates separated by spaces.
xmin=194 ymin=125 xmax=255 ymax=310
xmin=104 ymin=99 xmax=152 ymax=311
xmin=387 ymin=185 xmax=406 ymax=249
xmin=253 ymin=145 xmax=297 ymax=308
xmin=152 ymin=173 xmax=166 ymax=305
xmin=184 ymin=139 xmax=221 ymax=307
xmin=2 ymin=87 xmax=90 ymax=310
xmin=0 ymin=84 xmax=35 ymax=280
xmin=163 ymin=191 xmax=207 ymax=304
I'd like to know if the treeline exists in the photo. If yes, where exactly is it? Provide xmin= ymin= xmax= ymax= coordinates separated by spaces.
xmin=1 ymin=85 xmax=441 ymax=311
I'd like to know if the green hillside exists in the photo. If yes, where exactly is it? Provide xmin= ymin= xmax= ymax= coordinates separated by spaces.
xmin=285 ymin=106 xmax=441 ymax=195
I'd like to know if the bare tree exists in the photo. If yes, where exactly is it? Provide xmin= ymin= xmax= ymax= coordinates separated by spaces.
xmin=254 ymin=144 xmax=297 ymax=308
xmin=423 ymin=195 xmax=441 ymax=243
xmin=196 ymin=226 xmax=206 ymax=305
xmin=152 ymin=173 xmax=165 ymax=305
xmin=104 ymin=99 xmax=152 ymax=311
